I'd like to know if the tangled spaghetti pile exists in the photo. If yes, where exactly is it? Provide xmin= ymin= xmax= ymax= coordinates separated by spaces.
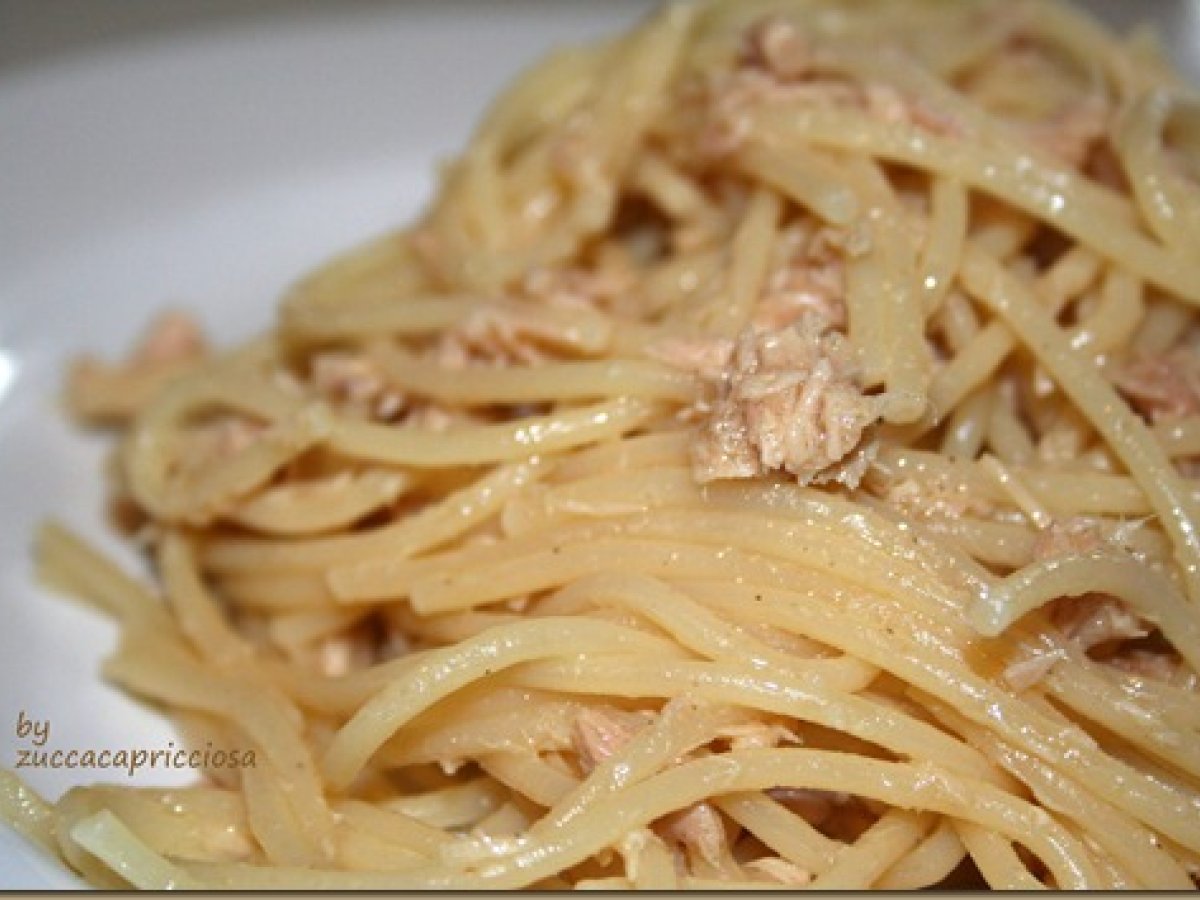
xmin=5 ymin=0 xmax=1200 ymax=889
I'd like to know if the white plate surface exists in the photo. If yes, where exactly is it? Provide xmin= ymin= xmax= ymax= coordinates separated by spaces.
xmin=0 ymin=0 xmax=1195 ymax=889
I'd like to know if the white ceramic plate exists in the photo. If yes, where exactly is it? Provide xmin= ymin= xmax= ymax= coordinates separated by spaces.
xmin=0 ymin=2 xmax=656 ymax=888
xmin=0 ymin=0 xmax=1195 ymax=889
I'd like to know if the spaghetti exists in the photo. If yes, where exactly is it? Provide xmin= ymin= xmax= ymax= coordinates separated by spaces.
xmin=6 ymin=0 xmax=1200 ymax=889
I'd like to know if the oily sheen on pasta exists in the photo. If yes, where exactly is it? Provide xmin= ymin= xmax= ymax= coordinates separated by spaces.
xmin=6 ymin=0 xmax=1200 ymax=889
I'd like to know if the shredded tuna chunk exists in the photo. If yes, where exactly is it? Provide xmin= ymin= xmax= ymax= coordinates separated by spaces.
xmin=1023 ymin=92 xmax=1111 ymax=168
xmin=523 ymin=265 xmax=632 ymax=314
xmin=1114 ymin=344 xmax=1200 ymax=423
xmin=863 ymin=82 xmax=913 ymax=126
xmin=656 ymin=802 xmax=732 ymax=870
xmin=696 ymin=71 xmax=817 ymax=158
xmin=435 ymin=310 xmax=536 ymax=368
xmin=615 ymin=829 xmax=676 ymax=885
xmin=752 ymin=285 xmax=844 ymax=334
xmin=132 ymin=311 xmax=206 ymax=364
xmin=1031 ymin=519 xmax=1154 ymax=659
xmin=403 ymin=403 xmax=462 ymax=432
xmin=410 ymin=227 xmax=450 ymax=286
xmin=571 ymin=706 xmax=652 ymax=774
xmin=1002 ymin=648 xmax=1069 ymax=691
xmin=1032 ymin=518 xmax=1105 ymax=561
xmin=882 ymin=475 xmax=993 ymax=519
xmin=691 ymin=315 xmax=881 ymax=486
xmin=698 ymin=20 xmax=962 ymax=160
xmin=646 ymin=335 xmax=735 ymax=382
xmin=67 ymin=311 xmax=209 ymax=421
xmin=966 ymin=35 xmax=1111 ymax=169
xmin=745 ymin=856 xmax=813 ymax=887
xmin=1107 ymin=649 xmax=1180 ymax=682
xmin=1033 ymin=516 xmax=1148 ymax=562
xmin=1052 ymin=593 xmax=1149 ymax=653
xmin=744 ymin=16 xmax=811 ymax=80
xmin=716 ymin=719 xmax=800 ymax=752
xmin=176 ymin=417 xmax=266 ymax=475
xmin=435 ymin=303 xmax=600 ymax=368
xmin=696 ymin=62 xmax=875 ymax=160
xmin=312 ymin=353 xmax=386 ymax=405
xmin=751 ymin=223 xmax=850 ymax=333
xmin=311 ymin=352 xmax=408 ymax=422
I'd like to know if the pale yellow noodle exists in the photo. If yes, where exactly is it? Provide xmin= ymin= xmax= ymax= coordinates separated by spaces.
xmin=961 ymin=245 xmax=1200 ymax=603
xmin=10 ymin=0 xmax=1200 ymax=891
xmin=807 ymin=809 xmax=933 ymax=890
xmin=920 ymin=176 xmax=969 ymax=315
xmin=875 ymin=818 xmax=967 ymax=891
xmin=955 ymin=821 xmax=1047 ymax=891
xmin=68 ymin=812 xmax=200 ymax=891
xmin=225 ymin=469 xmax=412 ymax=536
